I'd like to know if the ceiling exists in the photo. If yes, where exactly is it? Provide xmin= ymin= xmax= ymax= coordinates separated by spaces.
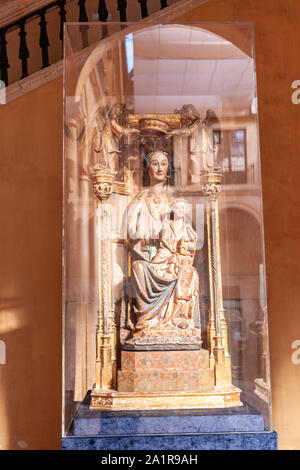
xmin=125 ymin=24 xmax=255 ymax=117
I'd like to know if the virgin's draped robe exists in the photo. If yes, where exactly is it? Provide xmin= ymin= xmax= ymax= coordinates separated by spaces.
xmin=127 ymin=191 xmax=199 ymax=335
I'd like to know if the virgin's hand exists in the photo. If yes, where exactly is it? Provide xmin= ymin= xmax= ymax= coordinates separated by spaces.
xmin=124 ymin=127 xmax=140 ymax=135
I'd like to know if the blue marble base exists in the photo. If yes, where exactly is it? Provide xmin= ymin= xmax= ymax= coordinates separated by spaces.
xmin=71 ymin=394 xmax=265 ymax=436
xmin=62 ymin=392 xmax=277 ymax=450
xmin=62 ymin=431 xmax=277 ymax=450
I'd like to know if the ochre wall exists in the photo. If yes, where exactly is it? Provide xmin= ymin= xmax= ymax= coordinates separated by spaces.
xmin=0 ymin=78 xmax=63 ymax=450
xmin=0 ymin=0 xmax=300 ymax=450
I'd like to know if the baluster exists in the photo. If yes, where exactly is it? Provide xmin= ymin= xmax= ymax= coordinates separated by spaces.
xmin=18 ymin=19 xmax=30 ymax=79
xmin=98 ymin=0 xmax=108 ymax=21
xmin=138 ymin=0 xmax=148 ymax=18
xmin=39 ymin=9 xmax=50 ymax=69
xmin=117 ymin=1 xmax=127 ymax=22
xmin=0 ymin=28 xmax=9 ymax=86
xmin=160 ymin=0 xmax=168 ymax=8
xmin=78 ymin=0 xmax=89 ymax=48
xmin=58 ymin=0 xmax=67 ymax=49
xmin=98 ymin=1 xmax=108 ymax=39
xmin=78 ymin=0 xmax=88 ymax=22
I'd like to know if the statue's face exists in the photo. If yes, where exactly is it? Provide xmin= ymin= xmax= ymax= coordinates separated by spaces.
xmin=188 ymin=109 xmax=195 ymax=119
xmin=115 ymin=104 xmax=123 ymax=117
xmin=172 ymin=201 xmax=187 ymax=219
xmin=148 ymin=152 xmax=169 ymax=184
xmin=182 ymin=105 xmax=197 ymax=122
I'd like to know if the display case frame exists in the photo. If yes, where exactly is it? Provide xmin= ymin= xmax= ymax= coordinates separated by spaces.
xmin=62 ymin=19 xmax=276 ymax=449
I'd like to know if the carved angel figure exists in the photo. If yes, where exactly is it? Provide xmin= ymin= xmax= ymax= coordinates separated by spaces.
xmin=171 ymin=104 xmax=218 ymax=183
xmin=93 ymin=103 xmax=139 ymax=173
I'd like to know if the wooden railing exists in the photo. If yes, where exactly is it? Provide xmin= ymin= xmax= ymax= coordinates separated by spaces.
xmin=0 ymin=0 xmax=170 ymax=86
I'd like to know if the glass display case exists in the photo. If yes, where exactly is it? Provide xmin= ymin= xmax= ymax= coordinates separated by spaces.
xmin=62 ymin=20 xmax=275 ymax=449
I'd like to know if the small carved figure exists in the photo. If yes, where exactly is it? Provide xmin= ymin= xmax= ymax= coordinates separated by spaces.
xmin=171 ymin=104 xmax=218 ymax=182
xmin=94 ymin=103 xmax=139 ymax=173
xmin=149 ymin=198 xmax=199 ymax=330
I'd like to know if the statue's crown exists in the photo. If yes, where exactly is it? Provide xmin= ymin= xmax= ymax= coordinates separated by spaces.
xmin=139 ymin=117 xmax=170 ymax=136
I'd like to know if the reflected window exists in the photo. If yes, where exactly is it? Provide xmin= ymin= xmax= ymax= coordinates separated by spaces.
xmin=214 ymin=129 xmax=247 ymax=184
xmin=125 ymin=33 xmax=134 ymax=74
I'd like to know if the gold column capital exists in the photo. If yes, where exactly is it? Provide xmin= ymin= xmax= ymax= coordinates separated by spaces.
xmin=92 ymin=167 xmax=115 ymax=201
xmin=202 ymin=169 xmax=223 ymax=199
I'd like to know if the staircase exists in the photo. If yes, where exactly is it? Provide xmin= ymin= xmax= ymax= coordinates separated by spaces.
xmin=0 ymin=0 xmax=207 ymax=103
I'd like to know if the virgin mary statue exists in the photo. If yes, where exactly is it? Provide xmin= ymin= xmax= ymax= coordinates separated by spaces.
xmin=126 ymin=150 xmax=201 ymax=347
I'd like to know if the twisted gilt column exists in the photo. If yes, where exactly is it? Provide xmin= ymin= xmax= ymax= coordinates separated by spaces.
xmin=203 ymin=171 xmax=231 ymax=386
xmin=92 ymin=168 xmax=116 ymax=390
xmin=206 ymin=202 xmax=216 ymax=369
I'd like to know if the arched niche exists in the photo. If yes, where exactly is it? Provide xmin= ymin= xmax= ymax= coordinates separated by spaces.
xmin=73 ymin=23 xmax=255 ymax=122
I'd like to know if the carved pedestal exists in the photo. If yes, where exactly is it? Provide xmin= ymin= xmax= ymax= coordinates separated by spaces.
xmin=91 ymin=347 xmax=241 ymax=410
xmin=90 ymin=387 xmax=242 ymax=411
xmin=118 ymin=349 xmax=214 ymax=393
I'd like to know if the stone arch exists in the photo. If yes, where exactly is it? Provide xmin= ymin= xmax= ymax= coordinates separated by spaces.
xmin=219 ymin=205 xmax=263 ymax=280
xmin=220 ymin=201 xmax=261 ymax=226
